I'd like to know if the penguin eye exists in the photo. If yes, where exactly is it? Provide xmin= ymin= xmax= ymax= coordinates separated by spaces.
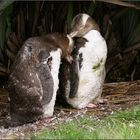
xmin=27 ymin=46 xmax=32 ymax=52
xmin=23 ymin=46 xmax=32 ymax=58
xmin=38 ymin=51 xmax=50 ymax=62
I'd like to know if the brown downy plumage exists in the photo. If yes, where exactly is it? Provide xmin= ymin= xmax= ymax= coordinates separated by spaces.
xmin=8 ymin=33 xmax=74 ymax=126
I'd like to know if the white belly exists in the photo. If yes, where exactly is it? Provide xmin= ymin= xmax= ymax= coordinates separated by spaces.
xmin=43 ymin=49 xmax=61 ymax=116
xmin=67 ymin=30 xmax=107 ymax=109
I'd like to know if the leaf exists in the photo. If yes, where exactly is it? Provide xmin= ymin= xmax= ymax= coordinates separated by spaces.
xmin=66 ymin=2 xmax=73 ymax=32
xmin=87 ymin=1 xmax=96 ymax=16
xmin=0 ymin=0 xmax=14 ymax=15
xmin=0 ymin=3 xmax=13 ymax=62
xmin=97 ymin=0 xmax=140 ymax=9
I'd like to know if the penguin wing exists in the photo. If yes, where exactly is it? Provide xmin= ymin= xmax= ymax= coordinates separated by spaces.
xmin=69 ymin=57 xmax=79 ymax=98
xmin=58 ymin=59 xmax=71 ymax=98
xmin=36 ymin=63 xmax=54 ymax=105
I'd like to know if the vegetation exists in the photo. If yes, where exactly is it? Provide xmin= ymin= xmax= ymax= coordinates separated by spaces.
xmin=33 ymin=105 xmax=140 ymax=139
xmin=0 ymin=1 xmax=140 ymax=82
xmin=0 ymin=2 xmax=140 ymax=139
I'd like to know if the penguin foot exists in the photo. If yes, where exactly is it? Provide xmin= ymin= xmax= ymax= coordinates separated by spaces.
xmin=86 ymin=103 xmax=97 ymax=108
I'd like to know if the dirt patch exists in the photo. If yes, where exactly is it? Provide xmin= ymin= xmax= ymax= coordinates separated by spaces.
xmin=0 ymin=80 xmax=140 ymax=139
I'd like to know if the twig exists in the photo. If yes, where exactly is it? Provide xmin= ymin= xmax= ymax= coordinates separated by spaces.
xmin=124 ymin=42 xmax=140 ymax=53
xmin=109 ymin=98 xmax=140 ymax=104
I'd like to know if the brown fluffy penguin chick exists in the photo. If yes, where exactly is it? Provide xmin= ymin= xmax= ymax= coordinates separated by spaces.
xmin=8 ymin=33 xmax=73 ymax=126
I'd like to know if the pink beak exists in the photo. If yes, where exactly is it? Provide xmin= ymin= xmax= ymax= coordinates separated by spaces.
xmin=69 ymin=31 xmax=78 ymax=38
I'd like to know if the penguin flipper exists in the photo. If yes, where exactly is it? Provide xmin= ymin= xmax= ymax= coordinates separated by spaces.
xmin=69 ymin=59 xmax=79 ymax=98
xmin=36 ymin=63 xmax=54 ymax=105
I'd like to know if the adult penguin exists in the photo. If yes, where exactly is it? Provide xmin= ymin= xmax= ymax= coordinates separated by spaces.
xmin=8 ymin=33 xmax=73 ymax=125
xmin=57 ymin=13 xmax=107 ymax=109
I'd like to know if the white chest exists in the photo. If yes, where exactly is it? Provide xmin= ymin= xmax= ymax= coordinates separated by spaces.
xmin=77 ymin=30 xmax=107 ymax=96
xmin=79 ymin=30 xmax=107 ymax=77
xmin=66 ymin=30 xmax=108 ymax=109
xmin=43 ymin=48 xmax=62 ymax=117
xmin=50 ymin=49 xmax=62 ymax=90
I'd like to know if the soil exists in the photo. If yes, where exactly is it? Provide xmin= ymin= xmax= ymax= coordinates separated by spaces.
xmin=0 ymin=80 xmax=140 ymax=139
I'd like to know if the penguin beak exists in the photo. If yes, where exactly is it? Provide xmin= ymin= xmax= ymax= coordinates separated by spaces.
xmin=69 ymin=31 xmax=78 ymax=38
xmin=66 ymin=56 xmax=73 ymax=64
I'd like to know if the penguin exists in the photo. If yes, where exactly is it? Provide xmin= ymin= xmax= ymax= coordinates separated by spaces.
xmin=57 ymin=37 xmax=87 ymax=107
xmin=8 ymin=33 xmax=73 ymax=125
xmin=58 ymin=13 xmax=107 ymax=109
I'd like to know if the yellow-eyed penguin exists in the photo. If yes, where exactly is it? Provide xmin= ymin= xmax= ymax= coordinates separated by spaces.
xmin=58 ymin=13 xmax=107 ymax=109
xmin=8 ymin=33 xmax=73 ymax=125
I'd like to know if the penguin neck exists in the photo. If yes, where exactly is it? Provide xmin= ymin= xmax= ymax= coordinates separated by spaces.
xmin=45 ymin=33 xmax=69 ymax=59
xmin=83 ymin=30 xmax=102 ymax=42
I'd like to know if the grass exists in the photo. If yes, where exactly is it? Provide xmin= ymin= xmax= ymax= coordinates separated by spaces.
xmin=33 ymin=105 xmax=140 ymax=139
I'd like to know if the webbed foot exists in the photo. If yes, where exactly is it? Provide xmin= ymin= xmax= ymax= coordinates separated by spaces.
xmin=86 ymin=103 xmax=97 ymax=108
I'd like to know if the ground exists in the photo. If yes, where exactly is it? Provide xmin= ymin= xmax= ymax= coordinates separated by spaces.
xmin=0 ymin=80 xmax=140 ymax=139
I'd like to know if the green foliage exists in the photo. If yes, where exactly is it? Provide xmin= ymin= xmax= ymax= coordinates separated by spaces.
xmin=0 ymin=3 xmax=12 ymax=62
xmin=0 ymin=0 xmax=14 ymax=14
xmin=33 ymin=105 xmax=140 ymax=139
xmin=92 ymin=59 xmax=103 ymax=71
xmin=92 ymin=63 xmax=101 ymax=71
xmin=33 ymin=119 xmax=98 ymax=139
xmin=87 ymin=2 xmax=96 ymax=16
xmin=114 ymin=9 xmax=140 ymax=47
xmin=66 ymin=2 xmax=73 ymax=32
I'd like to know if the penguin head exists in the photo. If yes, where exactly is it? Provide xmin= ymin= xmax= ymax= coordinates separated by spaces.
xmin=48 ymin=33 xmax=74 ymax=64
xmin=69 ymin=13 xmax=100 ymax=38
xmin=21 ymin=38 xmax=51 ymax=66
